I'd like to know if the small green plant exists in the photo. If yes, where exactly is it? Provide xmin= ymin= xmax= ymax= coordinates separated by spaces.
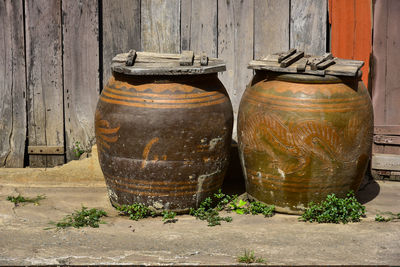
xmin=375 ymin=211 xmax=400 ymax=222
xmin=230 ymin=199 xmax=248 ymax=214
xmin=375 ymin=214 xmax=391 ymax=222
xmin=73 ymin=141 xmax=85 ymax=158
xmin=248 ymin=201 xmax=275 ymax=217
xmin=299 ymin=191 xmax=366 ymax=224
xmin=47 ymin=206 xmax=107 ymax=229
xmin=190 ymin=190 xmax=275 ymax=226
xmin=189 ymin=193 xmax=233 ymax=227
xmin=237 ymin=250 xmax=266 ymax=264
xmin=7 ymin=194 xmax=46 ymax=206
xmin=117 ymin=203 xmax=155 ymax=220
xmin=162 ymin=210 xmax=177 ymax=223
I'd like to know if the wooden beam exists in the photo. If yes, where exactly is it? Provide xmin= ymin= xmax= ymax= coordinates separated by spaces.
xmin=374 ymin=135 xmax=400 ymax=145
xmin=374 ymin=125 xmax=400 ymax=135
xmin=372 ymin=153 xmax=400 ymax=171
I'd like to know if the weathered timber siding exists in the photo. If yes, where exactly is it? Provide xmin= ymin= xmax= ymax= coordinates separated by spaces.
xmin=62 ymin=0 xmax=100 ymax=161
xmin=0 ymin=0 xmax=26 ymax=167
xmin=371 ymin=0 xmax=400 ymax=156
xmin=1 ymin=0 xmax=342 ymax=167
xmin=25 ymin=0 xmax=64 ymax=167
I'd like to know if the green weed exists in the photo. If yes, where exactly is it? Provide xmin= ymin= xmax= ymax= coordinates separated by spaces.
xmin=237 ymin=250 xmax=266 ymax=264
xmin=189 ymin=195 xmax=233 ymax=227
xmin=375 ymin=211 xmax=400 ymax=222
xmin=299 ymin=191 xmax=366 ymax=223
xmin=7 ymin=194 xmax=46 ymax=206
xmin=116 ymin=203 xmax=155 ymax=220
xmin=73 ymin=141 xmax=85 ymax=158
xmin=248 ymin=201 xmax=275 ymax=217
xmin=47 ymin=206 xmax=107 ymax=229
xmin=162 ymin=210 xmax=177 ymax=223
xmin=190 ymin=190 xmax=275 ymax=227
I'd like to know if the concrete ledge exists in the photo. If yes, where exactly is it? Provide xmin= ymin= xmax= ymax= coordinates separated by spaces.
xmin=0 ymin=145 xmax=105 ymax=187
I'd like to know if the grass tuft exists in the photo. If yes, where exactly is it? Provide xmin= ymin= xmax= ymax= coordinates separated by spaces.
xmin=46 ymin=206 xmax=107 ymax=230
xmin=7 ymin=194 xmax=46 ymax=206
xmin=237 ymin=250 xmax=266 ymax=264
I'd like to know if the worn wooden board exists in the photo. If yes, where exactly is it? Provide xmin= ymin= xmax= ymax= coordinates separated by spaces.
xmin=141 ymin=0 xmax=180 ymax=53
xmin=290 ymin=0 xmax=327 ymax=55
xmin=371 ymin=0 xmax=388 ymax=154
xmin=0 ymin=0 xmax=26 ymax=167
xmin=28 ymin=146 xmax=64 ymax=155
xmin=371 ymin=0 xmax=387 ymax=126
xmin=111 ymin=51 xmax=225 ymax=75
xmin=385 ymin=0 xmax=400 ymax=127
xmin=181 ymin=0 xmax=217 ymax=56
xmin=248 ymin=57 xmax=361 ymax=77
xmin=218 ymin=0 xmax=254 ymax=141
xmin=372 ymin=153 xmax=400 ymax=171
xmin=25 ymin=0 xmax=64 ymax=167
xmin=371 ymin=0 xmax=400 ymax=156
xmin=383 ymin=0 xmax=400 ymax=154
xmin=102 ymin=0 xmax=141 ymax=87
xmin=254 ymin=0 xmax=289 ymax=59
xmin=374 ymin=135 xmax=400 ymax=146
xmin=62 ymin=0 xmax=100 ymax=161
xmin=375 ymin=126 xmax=400 ymax=136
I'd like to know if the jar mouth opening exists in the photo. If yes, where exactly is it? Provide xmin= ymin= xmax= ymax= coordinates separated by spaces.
xmin=256 ymin=71 xmax=360 ymax=84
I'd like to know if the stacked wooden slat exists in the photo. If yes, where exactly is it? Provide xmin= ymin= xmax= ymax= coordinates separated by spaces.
xmin=249 ymin=49 xmax=364 ymax=77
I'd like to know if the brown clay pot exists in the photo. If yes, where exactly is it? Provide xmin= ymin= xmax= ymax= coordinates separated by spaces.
xmin=238 ymin=72 xmax=373 ymax=214
xmin=95 ymin=72 xmax=233 ymax=213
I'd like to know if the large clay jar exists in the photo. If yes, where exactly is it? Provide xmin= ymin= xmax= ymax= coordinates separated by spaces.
xmin=238 ymin=71 xmax=373 ymax=214
xmin=95 ymin=51 xmax=233 ymax=213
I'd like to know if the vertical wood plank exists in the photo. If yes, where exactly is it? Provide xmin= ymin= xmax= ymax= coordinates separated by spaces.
xmin=218 ymin=0 xmax=254 ymax=140
xmin=181 ymin=0 xmax=217 ymax=56
xmin=141 ymin=0 xmax=180 ymax=53
xmin=0 ymin=0 xmax=26 ymax=167
xmin=102 ymin=0 xmax=141 ymax=87
xmin=25 ymin=0 xmax=64 ymax=167
xmin=354 ymin=0 xmax=372 ymax=88
xmin=254 ymin=0 xmax=289 ymax=59
xmin=330 ymin=0 xmax=372 ymax=87
xmin=371 ymin=0 xmax=387 ymax=126
xmin=330 ymin=0 xmax=355 ymax=59
xmin=383 ymin=0 xmax=400 ymax=156
xmin=385 ymin=0 xmax=400 ymax=126
xmin=63 ymin=0 xmax=100 ymax=161
xmin=290 ymin=0 xmax=327 ymax=55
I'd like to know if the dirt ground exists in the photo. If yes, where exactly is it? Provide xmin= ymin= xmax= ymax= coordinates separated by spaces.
xmin=0 ymin=147 xmax=399 ymax=265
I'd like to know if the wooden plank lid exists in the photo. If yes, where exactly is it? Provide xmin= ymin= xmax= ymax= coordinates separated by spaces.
xmin=111 ymin=50 xmax=226 ymax=75
xmin=249 ymin=49 xmax=364 ymax=77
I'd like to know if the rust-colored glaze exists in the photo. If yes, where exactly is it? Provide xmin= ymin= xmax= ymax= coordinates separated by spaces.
xmin=95 ymin=72 xmax=233 ymax=213
xmin=238 ymin=72 xmax=373 ymax=214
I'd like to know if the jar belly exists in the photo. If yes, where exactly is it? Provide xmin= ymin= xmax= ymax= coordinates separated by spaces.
xmin=95 ymin=75 xmax=233 ymax=212
xmin=238 ymin=78 xmax=373 ymax=214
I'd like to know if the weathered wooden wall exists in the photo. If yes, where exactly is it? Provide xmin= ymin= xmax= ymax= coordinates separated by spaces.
xmin=370 ymin=0 xmax=400 ymax=179
xmin=0 ymin=0 xmax=331 ymax=167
